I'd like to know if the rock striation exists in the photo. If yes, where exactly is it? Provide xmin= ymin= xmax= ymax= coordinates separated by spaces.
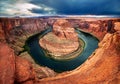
xmin=53 ymin=19 xmax=78 ymax=41
xmin=39 ymin=19 xmax=80 ymax=57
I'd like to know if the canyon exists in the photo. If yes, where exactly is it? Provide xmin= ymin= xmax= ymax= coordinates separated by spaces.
xmin=0 ymin=17 xmax=120 ymax=84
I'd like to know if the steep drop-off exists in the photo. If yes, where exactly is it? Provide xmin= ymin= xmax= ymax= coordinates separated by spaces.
xmin=0 ymin=17 xmax=120 ymax=84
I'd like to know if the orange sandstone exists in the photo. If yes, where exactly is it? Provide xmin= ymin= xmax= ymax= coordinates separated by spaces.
xmin=39 ymin=19 xmax=79 ymax=56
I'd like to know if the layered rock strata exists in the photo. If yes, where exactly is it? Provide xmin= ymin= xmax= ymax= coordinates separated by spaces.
xmin=39 ymin=19 xmax=80 ymax=57
xmin=0 ymin=17 xmax=120 ymax=84
xmin=0 ymin=17 xmax=119 ymax=55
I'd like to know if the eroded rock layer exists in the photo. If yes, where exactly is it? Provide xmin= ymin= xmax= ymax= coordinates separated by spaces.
xmin=0 ymin=17 xmax=120 ymax=84
xmin=0 ymin=43 xmax=15 ymax=84
xmin=0 ymin=17 xmax=119 ymax=55
xmin=40 ymin=19 xmax=79 ymax=56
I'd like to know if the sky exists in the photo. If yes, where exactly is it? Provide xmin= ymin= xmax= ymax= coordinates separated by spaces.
xmin=0 ymin=0 xmax=120 ymax=16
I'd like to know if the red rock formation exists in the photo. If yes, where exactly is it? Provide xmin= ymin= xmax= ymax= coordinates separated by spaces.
xmin=0 ymin=22 xmax=5 ymax=42
xmin=40 ymin=19 xmax=79 ymax=56
xmin=15 ymin=56 xmax=35 ymax=84
xmin=114 ymin=22 xmax=120 ymax=31
xmin=0 ymin=17 xmax=120 ymax=84
xmin=0 ymin=43 xmax=15 ymax=84
xmin=53 ymin=19 xmax=78 ymax=41
xmin=69 ymin=18 xmax=119 ymax=40
xmin=0 ymin=17 xmax=119 ymax=54
xmin=0 ymin=42 xmax=36 ymax=84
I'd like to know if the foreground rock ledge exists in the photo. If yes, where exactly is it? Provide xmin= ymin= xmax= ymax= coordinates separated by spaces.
xmin=0 ymin=43 xmax=15 ymax=84
xmin=39 ymin=19 xmax=80 ymax=57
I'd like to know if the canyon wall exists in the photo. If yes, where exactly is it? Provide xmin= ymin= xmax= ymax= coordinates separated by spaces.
xmin=0 ymin=18 xmax=55 ymax=54
xmin=0 ymin=17 xmax=119 ymax=55
xmin=0 ymin=17 xmax=120 ymax=84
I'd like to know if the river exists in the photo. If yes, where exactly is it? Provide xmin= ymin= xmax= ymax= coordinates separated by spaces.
xmin=26 ymin=28 xmax=99 ymax=72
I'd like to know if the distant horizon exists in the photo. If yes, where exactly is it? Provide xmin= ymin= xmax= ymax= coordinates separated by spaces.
xmin=0 ymin=15 xmax=120 ymax=18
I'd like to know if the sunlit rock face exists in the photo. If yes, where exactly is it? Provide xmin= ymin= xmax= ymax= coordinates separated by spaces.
xmin=114 ymin=22 xmax=120 ymax=31
xmin=53 ymin=19 xmax=78 ymax=41
xmin=40 ymin=19 xmax=79 ymax=56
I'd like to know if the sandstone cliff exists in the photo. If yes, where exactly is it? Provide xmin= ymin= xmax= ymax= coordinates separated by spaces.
xmin=0 ymin=42 xmax=35 ymax=84
xmin=0 ymin=17 xmax=120 ymax=84
xmin=0 ymin=17 xmax=119 ymax=55
xmin=0 ymin=42 xmax=15 ymax=84
xmin=53 ymin=19 xmax=78 ymax=41
xmin=0 ymin=17 xmax=56 ymax=55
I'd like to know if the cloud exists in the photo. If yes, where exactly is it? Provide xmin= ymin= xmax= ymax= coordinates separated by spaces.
xmin=30 ymin=0 xmax=120 ymax=15
xmin=0 ymin=0 xmax=56 ymax=16
xmin=0 ymin=0 xmax=120 ymax=16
